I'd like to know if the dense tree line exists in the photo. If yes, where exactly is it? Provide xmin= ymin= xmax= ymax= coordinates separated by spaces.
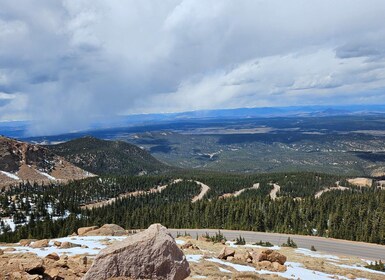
xmin=1 ymin=178 xmax=384 ymax=245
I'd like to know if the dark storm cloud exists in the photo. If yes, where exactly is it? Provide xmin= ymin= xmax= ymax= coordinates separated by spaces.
xmin=0 ymin=0 xmax=385 ymax=135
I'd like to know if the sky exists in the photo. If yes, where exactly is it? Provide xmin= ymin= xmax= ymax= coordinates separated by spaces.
xmin=1 ymin=0 xmax=385 ymax=135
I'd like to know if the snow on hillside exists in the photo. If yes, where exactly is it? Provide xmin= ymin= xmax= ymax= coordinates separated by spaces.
xmin=0 ymin=170 xmax=20 ymax=180
xmin=37 ymin=170 xmax=56 ymax=180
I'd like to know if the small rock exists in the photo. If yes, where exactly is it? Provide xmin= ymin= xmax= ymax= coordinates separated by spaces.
xmin=18 ymin=258 xmax=44 ymax=274
xmin=252 ymin=249 xmax=287 ymax=265
xmin=346 ymin=274 xmax=356 ymax=280
xmin=266 ymin=251 xmax=287 ymax=265
xmin=12 ymin=272 xmax=22 ymax=278
xmin=30 ymin=239 xmax=49 ymax=248
xmin=4 ymin=247 xmax=16 ymax=252
xmin=45 ymin=252 xmax=60 ymax=261
xmin=84 ymin=224 xmax=126 ymax=236
xmin=79 ymin=256 xmax=88 ymax=265
xmin=27 ymin=275 xmax=41 ymax=280
xmin=271 ymin=261 xmax=287 ymax=272
xmin=256 ymin=260 xmax=272 ymax=270
xmin=19 ymin=239 xmax=36 ymax=246
xmin=78 ymin=226 xmax=99 ymax=236
xmin=0 ymin=249 xmax=3 ymax=255
xmin=46 ymin=268 xmax=60 ymax=279
xmin=252 ymin=251 xmax=267 ymax=263
xmin=217 ymin=247 xmax=235 ymax=260
xmin=56 ymin=259 xmax=68 ymax=268
xmin=180 ymin=241 xmax=199 ymax=250
xmin=53 ymin=241 xmax=62 ymax=247
xmin=60 ymin=241 xmax=81 ymax=249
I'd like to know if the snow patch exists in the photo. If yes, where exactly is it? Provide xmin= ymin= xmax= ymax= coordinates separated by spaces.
xmin=175 ymin=239 xmax=186 ymax=245
xmin=275 ymin=262 xmax=364 ymax=280
xmin=206 ymin=259 xmax=364 ymax=280
xmin=1 ymin=217 xmax=16 ymax=231
xmin=295 ymin=248 xmax=341 ymax=261
xmin=206 ymin=258 xmax=256 ymax=272
xmin=0 ymin=236 xmax=126 ymax=257
xmin=244 ymin=244 xmax=281 ymax=250
xmin=37 ymin=170 xmax=56 ymax=180
xmin=332 ymin=263 xmax=385 ymax=276
xmin=186 ymin=254 xmax=203 ymax=263
xmin=219 ymin=267 xmax=232 ymax=273
xmin=226 ymin=240 xmax=280 ymax=250
xmin=0 ymin=170 xmax=20 ymax=180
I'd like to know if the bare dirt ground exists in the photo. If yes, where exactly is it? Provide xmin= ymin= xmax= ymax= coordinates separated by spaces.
xmin=347 ymin=177 xmax=373 ymax=187
xmin=220 ymin=183 xmax=260 ymax=199
xmin=191 ymin=181 xmax=211 ymax=203
xmin=314 ymin=185 xmax=349 ymax=199
xmin=269 ymin=184 xmax=280 ymax=200
xmin=81 ymin=179 xmax=183 ymax=209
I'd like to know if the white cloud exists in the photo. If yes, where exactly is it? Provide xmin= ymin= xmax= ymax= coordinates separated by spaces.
xmin=0 ymin=0 xmax=385 ymax=135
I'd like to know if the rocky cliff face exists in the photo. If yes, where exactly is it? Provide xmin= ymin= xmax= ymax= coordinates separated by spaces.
xmin=0 ymin=136 xmax=95 ymax=188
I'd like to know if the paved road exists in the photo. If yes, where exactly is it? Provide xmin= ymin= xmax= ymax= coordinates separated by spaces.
xmin=169 ymin=229 xmax=385 ymax=261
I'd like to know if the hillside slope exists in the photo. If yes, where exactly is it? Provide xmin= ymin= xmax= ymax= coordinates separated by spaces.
xmin=47 ymin=136 xmax=172 ymax=176
xmin=0 ymin=136 xmax=94 ymax=188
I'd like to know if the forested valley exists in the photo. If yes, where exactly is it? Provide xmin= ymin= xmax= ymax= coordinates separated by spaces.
xmin=1 ymin=172 xmax=384 ymax=245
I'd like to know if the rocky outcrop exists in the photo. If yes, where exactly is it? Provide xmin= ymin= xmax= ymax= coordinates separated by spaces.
xmin=45 ymin=252 xmax=60 ymax=261
xmin=29 ymin=239 xmax=49 ymax=248
xmin=78 ymin=226 xmax=99 ymax=236
xmin=180 ymin=241 xmax=199 ymax=250
xmin=83 ymin=223 xmax=190 ymax=280
xmin=234 ymin=251 xmax=252 ymax=263
xmin=60 ymin=241 xmax=82 ymax=249
xmin=83 ymin=224 xmax=126 ymax=236
xmin=217 ymin=247 xmax=235 ymax=260
xmin=19 ymin=239 xmax=36 ymax=246
xmin=255 ymin=260 xmax=286 ymax=272
xmin=0 ymin=136 xmax=95 ymax=188
xmin=217 ymin=246 xmax=287 ymax=272
xmin=252 ymin=249 xmax=287 ymax=265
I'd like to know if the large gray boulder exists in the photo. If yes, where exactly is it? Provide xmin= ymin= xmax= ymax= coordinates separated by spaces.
xmin=82 ymin=224 xmax=190 ymax=280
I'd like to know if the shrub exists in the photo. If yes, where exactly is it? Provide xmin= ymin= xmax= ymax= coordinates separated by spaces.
xmin=204 ymin=230 xmax=227 ymax=243
xmin=281 ymin=237 xmax=297 ymax=248
xmin=253 ymin=240 xmax=274 ymax=247
xmin=365 ymin=260 xmax=385 ymax=272
xmin=235 ymin=235 xmax=246 ymax=245
xmin=310 ymin=245 xmax=317 ymax=251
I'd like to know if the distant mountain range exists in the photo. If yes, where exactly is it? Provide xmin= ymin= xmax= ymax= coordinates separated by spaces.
xmin=2 ymin=105 xmax=385 ymax=138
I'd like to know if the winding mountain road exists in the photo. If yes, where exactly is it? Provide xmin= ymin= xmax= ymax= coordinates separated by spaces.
xmin=191 ymin=181 xmax=210 ymax=203
xmin=169 ymin=228 xmax=385 ymax=260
